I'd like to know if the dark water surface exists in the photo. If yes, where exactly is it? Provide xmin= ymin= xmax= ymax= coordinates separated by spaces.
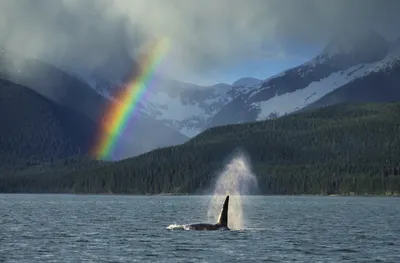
xmin=1 ymin=194 xmax=399 ymax=262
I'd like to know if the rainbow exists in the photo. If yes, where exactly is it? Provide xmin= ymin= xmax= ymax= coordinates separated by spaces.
xmin=91 ymin=37 xmax=171 ymax=160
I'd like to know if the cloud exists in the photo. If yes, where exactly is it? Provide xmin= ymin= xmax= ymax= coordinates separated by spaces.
xmin=1 ymin=0 xmax=399 ymax=81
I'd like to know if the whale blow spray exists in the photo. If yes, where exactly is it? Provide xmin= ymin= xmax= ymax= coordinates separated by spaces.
xmin=207 ymin=150 xmax=258 ymax=230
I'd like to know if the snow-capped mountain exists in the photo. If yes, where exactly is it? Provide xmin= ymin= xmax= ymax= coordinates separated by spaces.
xmin=79 ymin=70 xmax=259 ymax=137
xmin=208 ymin=30 xmax=400 ymax=127
xmin=79 ymin=30 xmax=400 ymax=138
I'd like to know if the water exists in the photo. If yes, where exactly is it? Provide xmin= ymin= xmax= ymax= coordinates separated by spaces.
xmin=1 ymin=195 xmax=400 ymax=262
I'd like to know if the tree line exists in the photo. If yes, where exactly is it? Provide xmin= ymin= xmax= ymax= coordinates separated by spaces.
xmin=1 ymin=102 xmax=399 ymax=195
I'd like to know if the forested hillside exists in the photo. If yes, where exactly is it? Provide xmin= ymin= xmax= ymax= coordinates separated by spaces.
xmin=1 ymin=102 xmax=400 ymax=195
xmin=0 ymin=79 xmax=100 ymax=173
xmin=1 ymin=50 xmax=189 ymax=161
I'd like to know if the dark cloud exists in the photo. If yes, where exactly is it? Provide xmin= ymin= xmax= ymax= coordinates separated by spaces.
xmin=0 ymin=0 xmax=399 ymax=81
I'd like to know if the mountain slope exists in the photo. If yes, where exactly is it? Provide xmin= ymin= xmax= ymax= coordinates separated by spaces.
xmin=208 ymin=30 xmax=400 ymax=127
xmin=79 ymin=31 xmax=400 ymax=137
xmin=79 ymin=71 xmax=237 ymax=137
xmin=2 ymin=102 xmax=399 ymax=194
xmin=83 ymin=72 xmax=264 ymax=137
xmin=0 ymin=48 xmax=107 ymax=122
xmin=0 ymin=50 xmax=189 ymax=160
xmin=0 ymin=78 xmax=98 ymax=170
xmin=299 ymin=56 xmax=400 ymax=112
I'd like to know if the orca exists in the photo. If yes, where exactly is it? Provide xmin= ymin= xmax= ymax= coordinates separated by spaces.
xmin=185 ymin=195 xmax=230 ymax=231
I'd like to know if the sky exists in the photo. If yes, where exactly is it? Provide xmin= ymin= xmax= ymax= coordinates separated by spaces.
xmin=184 ymin=55 xmax=312 ymax=86
xmin=182 ymin=42 xmax=320 ymax=85
xmin=1 ymin=0 xmax=399 ymax=86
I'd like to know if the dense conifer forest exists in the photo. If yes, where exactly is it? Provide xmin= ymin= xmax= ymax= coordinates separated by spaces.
xmin=1 ymin=102 xmax=400 ymax=195
xmin=0 ymin=79 xmax=99 ymax=171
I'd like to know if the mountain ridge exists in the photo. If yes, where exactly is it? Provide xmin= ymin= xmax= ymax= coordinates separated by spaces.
xmin=0 ymin=50 xmax=189 ymax=160
xmin=2 ymin=30 xmax=400 ymax=162
xmin=75 ymin=30 xmax=400 ymax=138
xmin=0 ymin=78 xmax=97 ymax=170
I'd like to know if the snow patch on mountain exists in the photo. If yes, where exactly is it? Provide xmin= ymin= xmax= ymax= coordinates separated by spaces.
xmin=138 ymin=78 xmax=276 ymax=137
xmin=144 ymin=91 xmax=207 ymax=121
xmin=140 ymin=84 xmax=235 ymax=137
xmin=253 ymin=44 xmax=400 ymax=120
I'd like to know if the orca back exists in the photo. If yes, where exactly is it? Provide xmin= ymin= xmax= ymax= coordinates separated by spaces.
xmin=184 ymin=195 xmax=230 ymax=231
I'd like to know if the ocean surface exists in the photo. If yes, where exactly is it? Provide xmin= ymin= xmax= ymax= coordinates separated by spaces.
xmin=1 ymin=194 xmax=399 ymax=263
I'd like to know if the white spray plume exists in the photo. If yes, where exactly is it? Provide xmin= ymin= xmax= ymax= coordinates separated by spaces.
xmin=206 ymin=150 xmax=258 ymax=230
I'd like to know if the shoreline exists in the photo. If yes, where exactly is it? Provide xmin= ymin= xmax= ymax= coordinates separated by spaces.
xmin=1 ymin=192 xmax=399 ymax=197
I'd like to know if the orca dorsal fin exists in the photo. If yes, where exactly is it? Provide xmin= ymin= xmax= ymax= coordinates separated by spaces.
xmin=216 ymin=195 xmax=229 ymax=227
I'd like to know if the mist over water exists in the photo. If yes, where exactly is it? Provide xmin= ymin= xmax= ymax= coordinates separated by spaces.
xmin=206 ymin=151 xmax=259 ymax=230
